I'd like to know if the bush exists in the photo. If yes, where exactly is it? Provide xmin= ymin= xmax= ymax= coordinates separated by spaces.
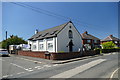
xmin=102 ymin=41 xmax=116 ymax=49
xmin=58 ymin=51 xmax=65 ymax=53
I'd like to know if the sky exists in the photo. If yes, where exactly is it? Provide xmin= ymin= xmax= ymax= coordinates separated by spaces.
xmin=2 ymin=2 xmax=118 ymax=41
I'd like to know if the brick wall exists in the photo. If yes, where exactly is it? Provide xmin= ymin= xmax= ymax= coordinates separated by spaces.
xmin=50 ymin=52 xmax=82 ymax=60
xmin=18 ymin=50 xmax=98 ymax=60
xmin=18 ymin=51 xmax=46 ymax=59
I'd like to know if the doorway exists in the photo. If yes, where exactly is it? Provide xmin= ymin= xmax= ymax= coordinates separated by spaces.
xmin=68 ymin=40 xmax=74 ymax=52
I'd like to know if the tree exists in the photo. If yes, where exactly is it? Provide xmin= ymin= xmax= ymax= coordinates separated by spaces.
xmin=101 ymin=41 xmax=116 ymax=49
xmin=1 ymin=35 xmax=27 ymax=49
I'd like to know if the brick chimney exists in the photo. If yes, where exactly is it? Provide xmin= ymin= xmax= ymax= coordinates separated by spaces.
xmin=35 ymin=29 xmax=38 ymax=34
xmin=84 ymin=31 xmax=88 ymax=34
xmin=109 ymin=35 xmax=113 ymax=37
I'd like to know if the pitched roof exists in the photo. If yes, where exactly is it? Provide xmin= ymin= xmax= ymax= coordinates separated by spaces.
xmin=28 ymin=21 xmax=70 ymax=40
xmin=101 ymin=35 xmax=120 ymax=41
xmin=81 ymin=31 xmax=100 ymax=40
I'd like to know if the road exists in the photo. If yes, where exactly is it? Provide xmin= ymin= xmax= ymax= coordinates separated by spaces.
xmin=1 ymin=52 xmax=119 ymax=79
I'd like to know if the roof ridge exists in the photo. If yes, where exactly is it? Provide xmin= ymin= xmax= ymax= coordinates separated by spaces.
xmin=37 ymin=21 xmax=69 ymax=33
xmin=81 ymin=32 xmax=100 ymax=40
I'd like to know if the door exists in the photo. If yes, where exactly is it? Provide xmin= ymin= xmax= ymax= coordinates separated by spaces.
xmin=68 ymin=40 xmax=74 ymax=52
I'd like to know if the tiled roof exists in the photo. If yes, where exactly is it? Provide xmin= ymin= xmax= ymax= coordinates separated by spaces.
xmin=101 ymin=35 xmax=120 ymax=41
xmin=28 ymin=21 xmax=70 ymax=40
xmin=81 ymin=31 xmax=100 ymax=40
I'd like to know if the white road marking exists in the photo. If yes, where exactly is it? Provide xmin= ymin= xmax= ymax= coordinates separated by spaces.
xmin=28 ymin=68 xmax=32 ymax=69
xmin=38 ymin=68 xmax=43 ymax=69
xmin=17 ymin=72 xmax=25 ymax=75
xmin=10 ymin=63 xmax=26 ymax=70
xmin=109 ymin=67 xmax=120 ymax=80
xmin=25 ymin=68 xmax=34 ymax=72
xmin=10 ymin=63 xmax=34 ymax=72
xmin=35 ymin=66 xmax=41 ymax=68
xmin=3 ymin=72 xmax=24 ymax=78
xmin=0 ymin=59 xmax=5 ymax=61
xmin=50 ymin=59 xmax=106 ymax=78
xmin=43 ymin=65 xmax=51 ymax=67
xmin=16 ymin=57 xmax=42 ymax=64
xmin=53 ymin=64 xmax=58 ymax=66
xmin=3 ymin=74 xmax=13 ymax=78
xmin=3 ymin=75 xmax=9 ymax=78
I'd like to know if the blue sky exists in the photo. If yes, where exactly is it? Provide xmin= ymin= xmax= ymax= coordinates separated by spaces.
xmin=2 ymin=2 xmax=118 ymax=41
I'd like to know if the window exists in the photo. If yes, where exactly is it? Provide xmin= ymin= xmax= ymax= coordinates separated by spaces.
xmin=115 ymin=41 xmax=118 ymax=43
xmin=48 ymin=43 xmax=53 ymax=50
xmin=33 ymin=45 xmax=36 ymax=50
xmin=94 ymin=40 xmax=97 ymax=43
xmin=39 ymin=44 xmax=44 ymax=50
xmin=68 ymin=30 xmax=73 ymax=38
xmin=87 ymin=40 xmax=91 ymax=43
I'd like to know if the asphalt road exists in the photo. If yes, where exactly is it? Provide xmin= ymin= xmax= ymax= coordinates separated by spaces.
xmin=1 ymin=52 xmax=119 ymax=79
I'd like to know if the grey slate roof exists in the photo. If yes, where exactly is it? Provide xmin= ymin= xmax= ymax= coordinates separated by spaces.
xmin=81 ymin=31 xmax=100 ymax=40
xmin=28 ymin=21 xmax=70 ymax=40
xmin=101 ymin=35 xmax=120 ymax=41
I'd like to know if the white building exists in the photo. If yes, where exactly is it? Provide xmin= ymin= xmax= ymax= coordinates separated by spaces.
xmin=28 ymin=21 xmax=83 ymax=52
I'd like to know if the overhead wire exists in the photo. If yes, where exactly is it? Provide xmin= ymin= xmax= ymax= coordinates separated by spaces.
xmin=10 ymin=2 xmax=110 ymax=37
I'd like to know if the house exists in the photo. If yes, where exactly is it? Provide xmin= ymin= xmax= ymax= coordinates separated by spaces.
xmin=101 ymin=35 xmax=120 ymax=47
xmin=81 ymin=31 xmax=100 ymax=50
xmin=28 ymin=21 xmax=83 ymax=52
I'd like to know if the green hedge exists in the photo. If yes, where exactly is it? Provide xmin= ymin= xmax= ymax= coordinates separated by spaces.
xmin=101 ymin=49 xmax=120 ymax=53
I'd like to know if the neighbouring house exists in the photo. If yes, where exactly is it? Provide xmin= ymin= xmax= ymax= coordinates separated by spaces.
xmin=81 ymin=31 xmax=100 ymax=50
xmin=28 ymin=21 xmax=83 ymax=52
xmin=101 ymin=35 xmax=120 ymax=47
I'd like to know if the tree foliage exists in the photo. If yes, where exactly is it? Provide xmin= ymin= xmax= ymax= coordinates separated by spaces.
xmin=101 ymin=41 xmax=116 ymax=49
xmin=0 ymin=35 xmax=27 ymax=49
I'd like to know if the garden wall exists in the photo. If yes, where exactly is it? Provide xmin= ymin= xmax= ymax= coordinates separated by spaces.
xmin=18 ymin=51 xmax=46 ymax=59
xmin=101 ymin=49 xmax=120 ymax=53
xmin=18 ymin=50 xmax=99 ymax=60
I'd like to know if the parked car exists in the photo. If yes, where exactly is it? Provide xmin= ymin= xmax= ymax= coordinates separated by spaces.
xmin=0 ymin=49 xmax=10 ymax=57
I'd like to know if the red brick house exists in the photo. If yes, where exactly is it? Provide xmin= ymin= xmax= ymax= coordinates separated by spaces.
xmin=81 ymin=31 xmax=100 ymax=50
xmin=101 ymin=35 xmax=120 ymax=47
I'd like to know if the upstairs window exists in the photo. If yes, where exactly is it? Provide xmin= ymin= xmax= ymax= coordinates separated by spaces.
xmin=87 ymin=40 xmax=91 ymax=43
xmin=94 ymin=40 xmax=97 ymax=43
xmin=68 ymin=30 xmax=73 ymax=39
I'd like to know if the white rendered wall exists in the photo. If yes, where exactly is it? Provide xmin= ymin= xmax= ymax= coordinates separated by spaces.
xmin=57 ymin=23 xmax=82 ymax=52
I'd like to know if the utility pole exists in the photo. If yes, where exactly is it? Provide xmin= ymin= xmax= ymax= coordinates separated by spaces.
xmin=6 ymin=31 xmax=7 ymax=40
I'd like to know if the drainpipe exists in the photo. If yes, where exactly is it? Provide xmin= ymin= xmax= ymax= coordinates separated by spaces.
xmin=55 ymin=37 xmax=56 ymax=53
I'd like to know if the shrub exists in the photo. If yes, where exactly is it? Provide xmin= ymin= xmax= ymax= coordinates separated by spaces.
xmin=58 ymin=51 xmax=65 ymax=53
xmin=101 ymin=41 xmax=116 ymax=49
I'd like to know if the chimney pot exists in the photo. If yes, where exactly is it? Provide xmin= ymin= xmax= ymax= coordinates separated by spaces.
xmin=109 ymin=35 xmax=113 ymax=37
xmin=35 ymin=29 xmax=38 ymax=34
xmin=84 ymin=31 xmax=88 ymax=34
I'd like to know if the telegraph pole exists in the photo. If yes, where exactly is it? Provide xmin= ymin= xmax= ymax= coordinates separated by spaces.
xmin=6 ymin=31 xmax=7 ymax=40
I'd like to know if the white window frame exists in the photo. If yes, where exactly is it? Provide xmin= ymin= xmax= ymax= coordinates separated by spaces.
xmin=39 ymin=44 xmax=44 ymax=50
xmin=32 ymin=45 xmax=36 ymax=50
xmin=87 ymin=40 xmax=91 ymax=43
xmin=115 ymin=41 xmax=118 ymax=43
xmin=94 ymin=40 xmax=97 ymax=43
xmin=47 ymin=43 xmax=53 ymax=50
